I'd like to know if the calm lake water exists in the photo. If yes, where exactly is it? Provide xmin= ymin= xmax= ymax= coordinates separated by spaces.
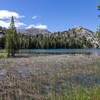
xmin=0 ymin=49 xmax=100 ymax=54
xmin=20 ymin=49 xmax=100 ymax=53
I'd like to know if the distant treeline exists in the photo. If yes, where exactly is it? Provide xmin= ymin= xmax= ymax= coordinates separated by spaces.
xmin=0 ymin=31 xmax=93 ymax=49
xmin=0 ymin=35 xmax=5 ymax=49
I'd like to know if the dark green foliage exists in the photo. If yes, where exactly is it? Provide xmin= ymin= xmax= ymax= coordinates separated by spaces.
xmin=97 ymin=3 xmax=100 ymax=36
xmin=0 ymin=35 xmax=5 ymax=49
xmin=18 ymin=31 xmax=93 ymax=49
xmin=98 ymin=3 xmax=100 ymax=16
xmin=0 ymin=27 xmax=93 ymax=49
xmin=0 ymin=31 xmax=93 ymax=50
xmin=5 ymin=16 xmax=19 ymax=57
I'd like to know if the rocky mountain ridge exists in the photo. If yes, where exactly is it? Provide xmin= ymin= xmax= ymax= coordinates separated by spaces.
xmin=17 ymin=27 xmax=51 ymax=35
xmin=70 ymin=26 xmax=99 ymax=48
xmin=52 ymin=26 xmax=99 ymax=48
xmin=0 ymin=27 xmax=51 ymax=35
xmin=0 ymin=26 xmax=99 ymax=48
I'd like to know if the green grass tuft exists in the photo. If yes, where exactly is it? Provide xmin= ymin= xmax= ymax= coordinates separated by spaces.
xmin=0 ymin=53 xmax=7 ymax=58
xmin=49 ymin=85 xmax=100 ymax=100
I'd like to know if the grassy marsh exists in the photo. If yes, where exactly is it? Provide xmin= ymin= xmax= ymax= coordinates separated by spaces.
xmin=0 ymin=53 xmax=100 ymax=99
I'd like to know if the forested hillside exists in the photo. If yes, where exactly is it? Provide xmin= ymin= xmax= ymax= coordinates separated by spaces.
xmin=0 ymin=26 xmax=99 ymax=49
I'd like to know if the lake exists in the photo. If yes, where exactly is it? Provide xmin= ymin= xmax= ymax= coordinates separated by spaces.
xmin=20 ymin=49 xmax=100 ymax=54
xmin=0 ymin=49 xmax=100 ymax=54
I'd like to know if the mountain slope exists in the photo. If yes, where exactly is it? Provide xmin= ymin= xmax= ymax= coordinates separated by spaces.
xmin=52 ymin=26 xmax=99 ymax=48
xmin=0 ymin=26 xmax=51 ymax=35
xmin=69 ymin=26 xmax=99 ymax=48
xmin=0 ymin=26 xmax=6 ymax=35
xmin=17 ymin=27 xmax=51 ymax=35
xmin=0 ymin=26 xmax=99 ymax=49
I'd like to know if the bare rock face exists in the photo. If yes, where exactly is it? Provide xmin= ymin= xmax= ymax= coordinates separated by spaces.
xmin=70 ymin=26 xmax=100 ymax=48
xmin=0 ymin=26 xmax=6 ymax=35
xmin=17 ymin=27 xmax=51 ymax=35
xmin=0 ymin=27 xmax=6 ymax=38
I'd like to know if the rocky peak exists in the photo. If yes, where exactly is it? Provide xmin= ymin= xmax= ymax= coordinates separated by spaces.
xmin=0 ymin=26 xmax=6 ymax=35
xmin=73 ymin=26 xmax=83 ymax=30
xmin=70 ymin=26 xmax=99 ymax=48
xmin=17 ymin=27 xmax=51 ymax=35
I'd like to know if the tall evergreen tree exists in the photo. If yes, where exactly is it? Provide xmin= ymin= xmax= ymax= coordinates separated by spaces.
xmin=97 ymin=2 xmax=100 ymax=35
xmin=5 ymin=16 xmax=19 ymax=57
xmin=98 ymin=3 xmax=100 ymax=17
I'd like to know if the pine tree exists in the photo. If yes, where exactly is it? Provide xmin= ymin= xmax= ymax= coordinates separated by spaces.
xmin=5 ymin=16 xmax=19 ymax=57
xmin=98 ymin=3 xmax=100 ymax=17
xmin=97 ymin=2 xmax=100 ymax=35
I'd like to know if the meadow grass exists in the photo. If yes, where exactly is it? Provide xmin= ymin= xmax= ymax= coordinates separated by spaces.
xmin=0 ymin=53 xmax=7 ymax=58
xmin=49 ymin=85 xmax=100 ymax=100
xmin=0 ymin=53 xmax=100 ymax=100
